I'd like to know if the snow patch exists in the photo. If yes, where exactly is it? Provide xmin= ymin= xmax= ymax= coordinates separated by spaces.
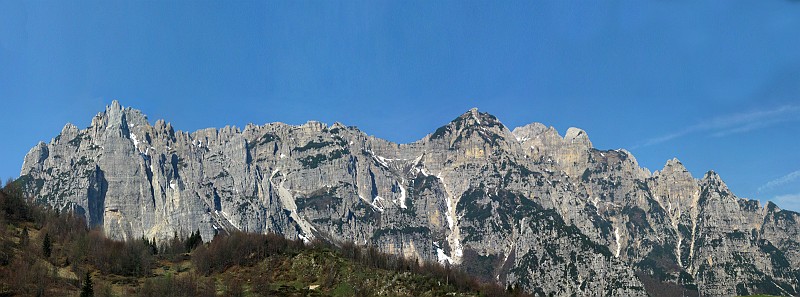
xmin=437 ymin=174 xmax=463 ymax=264
xmin=280 ymin=153 xmax=286 ymax=159
xmin=614 ymin=227 xmax=622 ymax=257
xmin=130 ymin=133 xmax=140 ymax=151
xmin=397 ymin=182 xmax=407 ymax=209
xmin=169 ymin=181 xmax=177 ymax=191
xmin=412 ymin=154 xmax=424 ymax=166
xmin=299 ymin=234 xmax=311 ymax=244
xmin=373 ymin=196 xmax=385 ymax=212
xmin=445 ymin=201 xmax=454 ymax=229
xmin=366 ymin=150 xmax=398 ymax=169
xmin=359 ymin=195 xmax=384 ymax=213
xmin=374 ymin=155 xmax=389 ymax=168
xmin=437 ymin=248 xmax=453 ymax=265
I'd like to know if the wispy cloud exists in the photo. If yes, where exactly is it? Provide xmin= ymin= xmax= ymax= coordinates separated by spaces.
xmin=635 ymin=105 xmax=800 ymax=148
xmin=759 ymin=170 xmax=800 ymax=193
xmin=769 ymin=193 xmax=800 ymax=213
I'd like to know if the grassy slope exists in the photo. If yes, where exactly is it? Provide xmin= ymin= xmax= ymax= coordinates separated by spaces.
xmin=0 ymin=180 xmax=508 ymax=297
xmin=1 ymin=221 xmax=485 ymax=297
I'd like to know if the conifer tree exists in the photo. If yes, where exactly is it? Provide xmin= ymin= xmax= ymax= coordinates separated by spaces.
xmin=80 ymin=271 xmax=93 ymax=297
xmin=42 ymin=233 xmax=52 ymax=258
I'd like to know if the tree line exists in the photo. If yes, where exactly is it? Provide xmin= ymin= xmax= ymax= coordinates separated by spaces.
xmin=0 ymin=178 xmax=530 ymax=296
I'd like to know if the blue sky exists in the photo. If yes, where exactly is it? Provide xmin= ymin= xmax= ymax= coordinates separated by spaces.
xmin=1 ymin=1 xmax=799 ymax=210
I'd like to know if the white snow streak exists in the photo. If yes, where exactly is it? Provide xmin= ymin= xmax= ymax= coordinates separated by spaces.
xmin=437 ymin=174 xmax=463 ymax=264
xmin=374 ymin=155 xmax=389 ymax=168
xmin=614 ymin=228 xmax=622 ymax=258
xmin=366 ymin=150 xmax=402 ymax=169
xmin=130 ymin=133 xmax=140 ymax=151
xmin=445 ymin=199 xmax=454 ymax=229
xmin=359 ymin=195 xmax=384 ymax=213
xmin=397 ymin=182 xmax=407 ymax=209
xmin=437 ymin=248 xmax=453 ymax=265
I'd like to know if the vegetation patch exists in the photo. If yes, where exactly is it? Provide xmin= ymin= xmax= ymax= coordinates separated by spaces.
xmin=299 ymin=149 xmax=350 ymax=169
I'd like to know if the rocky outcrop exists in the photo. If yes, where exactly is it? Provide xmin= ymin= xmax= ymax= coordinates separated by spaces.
xmin=18 ymin=101 xmax=800 ymax=296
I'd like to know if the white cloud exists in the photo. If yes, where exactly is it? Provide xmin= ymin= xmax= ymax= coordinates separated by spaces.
xmin=635 ymin=105 xmax=800 ymax=148
xmin=758 ymin=170 xmax=800 ymax=193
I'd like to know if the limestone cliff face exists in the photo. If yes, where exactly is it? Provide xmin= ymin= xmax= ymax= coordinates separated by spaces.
xmin=19 ymin=102 xmax=800 ymax=296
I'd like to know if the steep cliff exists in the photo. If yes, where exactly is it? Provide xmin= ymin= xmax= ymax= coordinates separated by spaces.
xmin=19 ymin=102 xmax=800 ymax=296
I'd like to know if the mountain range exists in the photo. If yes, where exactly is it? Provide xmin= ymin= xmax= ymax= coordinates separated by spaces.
xmin=18 ymin=101 xmax=800 ymax=296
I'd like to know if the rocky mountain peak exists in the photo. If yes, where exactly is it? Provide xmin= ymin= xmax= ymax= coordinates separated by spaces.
xmin=59 ymin=123 xmax=80 ymax=141
xmin=656 ymin=158 xmax=691 ymax=178
xmin=153 ymin=119 xmax=176 ymax=138
xmin=469 ymin=106 xmax=480 ymax=117
xmin=564 ymin=127 xmax=592 ymax=148
xmin=108 ymin=99 xmax=123 ymax=114
xmin=455 ymin=107 xmax=503 ymax=128
xmin=511 ymin=122 xmax=557 ymax=142
xmin=103 ymin=100 xmax=130 ymax=138
xmin=300 ymin=120 xmax=327 ymax=132
xmin=84 ymin=101 xmax=151 ymax=141
xmin=665 ymin=157 xmax=683 ymax=168
xmin=427 ymin=108 xmax=511 ymax=149
xmin=701 ymin=170 xmax=730 ymax=193
xmin=21 ymin=141 xmax=48 ymax=173
xmin=330 ymin=122 xmax=347 ymax=130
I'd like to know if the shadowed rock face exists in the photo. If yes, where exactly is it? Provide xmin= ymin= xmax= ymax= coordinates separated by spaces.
xmin=19 ymin=101 xmax=800 ymax=296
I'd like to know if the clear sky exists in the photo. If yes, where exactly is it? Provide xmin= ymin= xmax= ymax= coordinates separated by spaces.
xmin=1 ymin=1 xmax=799 ymax=210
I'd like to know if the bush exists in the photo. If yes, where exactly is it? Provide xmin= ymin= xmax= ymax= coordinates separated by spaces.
xmin=87 ymin=230 xmax=154 ymax=277
xmin=191 ymin=231 xmax=304 ymax=275
xmin=137 ymin=273 xmax=215 ymax=297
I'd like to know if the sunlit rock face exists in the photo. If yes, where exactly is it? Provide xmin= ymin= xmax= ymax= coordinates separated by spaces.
xmin=20 ymin=101 xmax=800 ymax=296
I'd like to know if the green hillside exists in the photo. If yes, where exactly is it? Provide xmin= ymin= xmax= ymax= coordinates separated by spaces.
xmin=0 ymin=179 xmax=519 ymax=297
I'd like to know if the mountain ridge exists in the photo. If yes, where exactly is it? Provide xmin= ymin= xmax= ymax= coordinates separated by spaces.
xmin=18 ymin=101 xmax=800 ymax=296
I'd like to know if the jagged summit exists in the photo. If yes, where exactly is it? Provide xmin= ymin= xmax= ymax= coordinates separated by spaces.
xmin=440 ymin=108 xmax=506 ymax=129
xmin=564 ymin=127 xmax=592 ymax=148
xmin=655 ymin=158 xmax=690 ymax=176
xmin=17 ymin=101 xmax=800 ymax=297
xmin=426 ymin=108 xmax=512 ymax=149
xmin=701 ymin=170 xmax=731 ymax=193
